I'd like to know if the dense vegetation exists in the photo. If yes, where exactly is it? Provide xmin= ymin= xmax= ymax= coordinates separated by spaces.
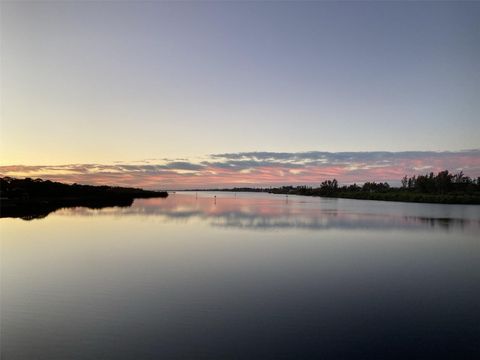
xmin=215 ymin=170 xmax=480 ymax=204
xmin=0 ymin=177 xmax=168 ymax=219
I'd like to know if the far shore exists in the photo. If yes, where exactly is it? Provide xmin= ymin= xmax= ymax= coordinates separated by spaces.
xmin=0 ymin=177 xmax=168 ymax=219
xmin=178 ymin=169 xmax=480 ymax=205
xmin=179 ymin=188 xmax=480 ymax=205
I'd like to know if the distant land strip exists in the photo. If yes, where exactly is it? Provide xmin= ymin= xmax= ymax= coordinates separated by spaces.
xmin=0 ymin=177 xmax=168 ymax=220
xmin=183 ymin=170 xmax=480 ymax=205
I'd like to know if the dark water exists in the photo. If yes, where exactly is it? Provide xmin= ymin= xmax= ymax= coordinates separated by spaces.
xmin=1 ymin=192 xmax=479 ymax=359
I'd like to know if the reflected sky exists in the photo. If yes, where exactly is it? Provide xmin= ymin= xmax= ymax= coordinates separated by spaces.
xmin=49 ymin=192 xmax=480 ymax=233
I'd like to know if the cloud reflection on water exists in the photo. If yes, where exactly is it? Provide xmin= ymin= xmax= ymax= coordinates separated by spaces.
xmin=54 ymin=193 xmax=480 ymax=233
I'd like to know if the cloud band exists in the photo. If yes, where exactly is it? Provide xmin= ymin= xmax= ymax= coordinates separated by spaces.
xmin=1 ymin=150 xmax=479 ymax=189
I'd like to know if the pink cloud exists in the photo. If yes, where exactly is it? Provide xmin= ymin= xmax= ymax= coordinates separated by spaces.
xmin=1 ymin=150 xmax=479 ymax=189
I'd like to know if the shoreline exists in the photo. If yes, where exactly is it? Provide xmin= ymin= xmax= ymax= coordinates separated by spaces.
xmin=178 ymin=189 xmax=480 ymax=205
xmin=0 ymin=177 xmax=168 ymax=219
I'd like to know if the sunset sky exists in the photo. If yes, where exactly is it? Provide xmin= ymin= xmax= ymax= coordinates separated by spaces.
xmin=1 ymin=1 xmax=479 ymax=189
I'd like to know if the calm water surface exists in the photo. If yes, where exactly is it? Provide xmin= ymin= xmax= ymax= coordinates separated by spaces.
xmin=1 ymin=192 xmax=479 ymax=359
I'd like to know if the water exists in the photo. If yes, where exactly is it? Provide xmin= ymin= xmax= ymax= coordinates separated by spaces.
xmin=1 ymin=192 xmax=479 ymax=359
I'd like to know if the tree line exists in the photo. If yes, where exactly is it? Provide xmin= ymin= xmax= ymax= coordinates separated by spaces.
xmin=227 ymin=170 xmax=480 ymax=204
xmin=0 ymin=177 xmax=168 ymax=200
xmin=1 ymin=177 xmax=168 ymax=219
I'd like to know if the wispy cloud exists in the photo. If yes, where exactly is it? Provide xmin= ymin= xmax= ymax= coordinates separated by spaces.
xmin=1 ymin=150 xmax=479 ymax=189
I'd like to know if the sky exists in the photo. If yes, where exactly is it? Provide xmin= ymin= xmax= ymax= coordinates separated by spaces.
xmin=1 ymin=1 xmax=479 ymax=189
